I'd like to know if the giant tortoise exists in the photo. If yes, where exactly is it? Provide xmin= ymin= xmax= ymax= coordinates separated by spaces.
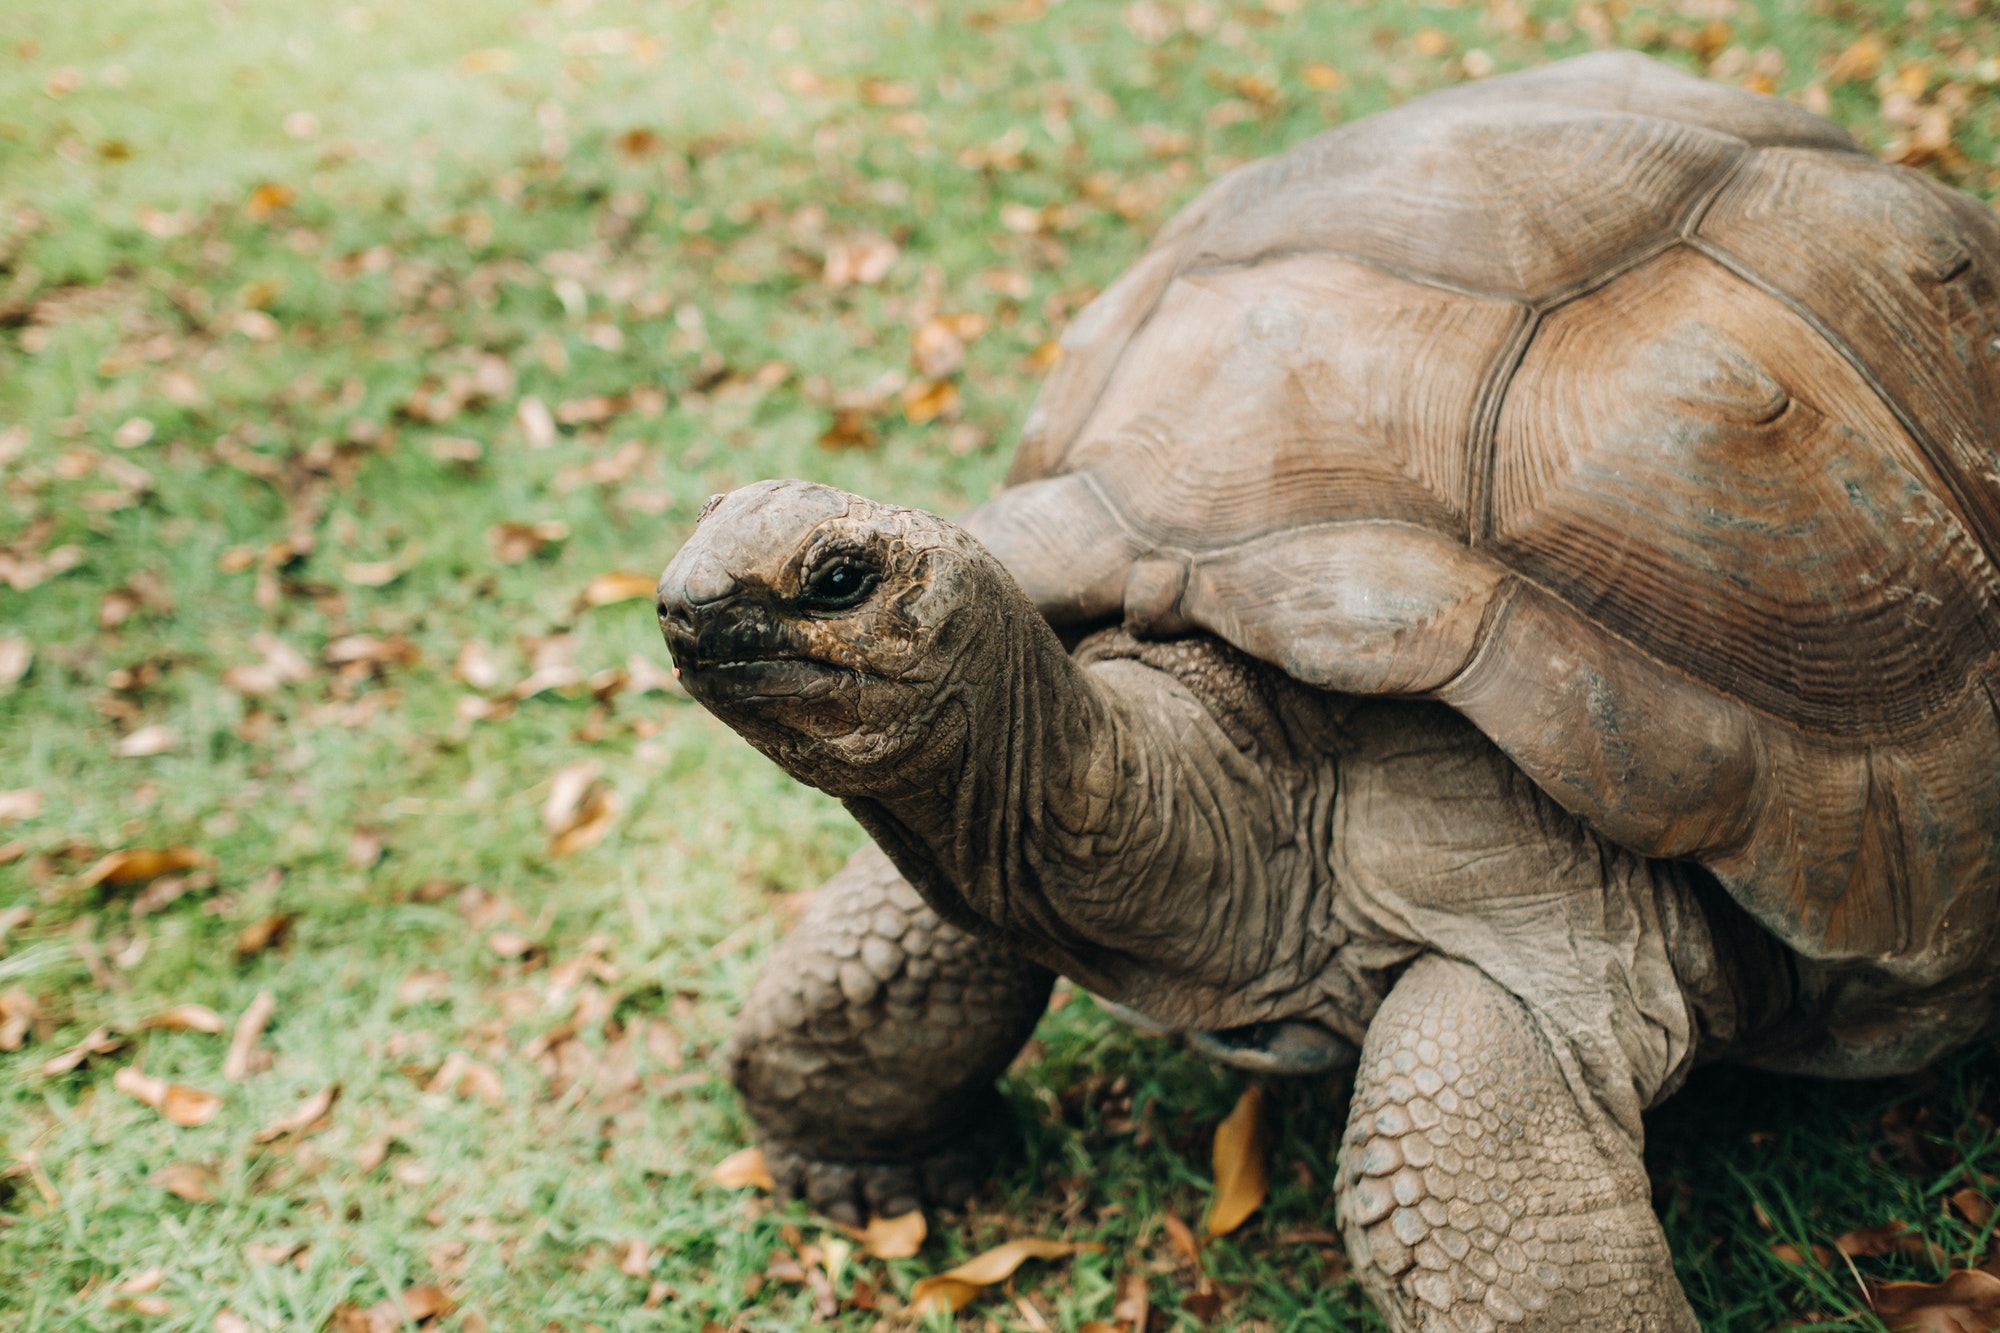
xmin=655 ymin=51 xmax=2000 ymax=1331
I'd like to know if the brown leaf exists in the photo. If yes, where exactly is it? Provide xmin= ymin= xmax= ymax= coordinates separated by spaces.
xmin=0 ymin=988 xmax=38 ymax=1051
xmin=487 ymin=520 xmax=569 ymax=564
xmin=618 ymin=1237 xmax=652 ymax=1278
xmin=577 ymin=571 xmax=657 ymax=610
xmin=150 ymin=1160 xmax=220 ymax=1202
xmin=1112 ymin=1269 xmax=1151 ymax=1328
xmin=1162 ymin=1209 xmax=1203 ymax=1270
xmin=817 ymin=409 xmax=879 ymax=450
xmin=77 ymin=846 xmax=203 ymax=890
xmin=1770 ymin=1241 xmax=1834 ymax=1266
xmin=862 ymin=1209 xmax=927 ymax=1259
xmin=115 ymin=1265 xmax=166 ymax=1295
xmin=543 ymin=761 xmax=617 ymax=856
xmin=1836 ymin=1220 xmax=1913 ymax=1258
xmin=39 ymin=1026 xmax=124 ymax=1076
xmin=244 ymin=182 xmax=296 ymax=220
xmin=822 ymin=234 xmax=899 ymax=288
xmin=1830 ymin=35 xmax=1885 ymax=84
xmin=252 ymin=1084 xmax=339 ymax=1143
xmin=114 ymin=724 xmax=178 ymax=758
xmin=225 ymin=990 xmax=275 ymax=1081
xmin=911 ymin=318 xmax=967 ymax=379
xmin=113 ymin=1066 xmax=223 ymax=1126
xmin=333 ymin=1284 xmax=455 ymax=1333
xmin=234 ymin=914 xmax=294 ymax=959
xmin=427 ymin=1051 xmax=504 ymax=1104
xmin=1205 ymin=1085 xmax=1271 ymax=1236
xmin=516 ymin=395 xmax=558 ymax=447
xmin=909 ymin=1238 xmax=1104 ymax=1315
xmin=1955 ymin=1191 xmax=1996 ymax=1228
xmin=1871 ymin=1269 xmax=2000 ymax=1332
xmin=710 ymin=1147 xmax=776 ymax=1191
xmin=0 ymin=788 xmax=40 ymax=822
xmin=900 ymin=378 xmax=959 ymax=425
xmin=141 ymin=1004 xmax=226 ymax=1035
xmin=244 ymin=1240 xmax=305 ymax=1266
xmin=0 ymin=637 xmax=31 ymax=692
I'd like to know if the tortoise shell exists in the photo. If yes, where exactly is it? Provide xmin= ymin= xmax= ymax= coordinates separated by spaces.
xmin=964 ymin=51 xmax=2000 ymax=982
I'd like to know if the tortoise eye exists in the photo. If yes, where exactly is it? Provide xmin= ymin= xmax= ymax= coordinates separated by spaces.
xmin=798 ymin=554 xmax=880 ymax=612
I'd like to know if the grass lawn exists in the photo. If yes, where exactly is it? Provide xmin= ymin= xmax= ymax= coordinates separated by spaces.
xmin=3 ymin=0 xmax=2000 ymax=1329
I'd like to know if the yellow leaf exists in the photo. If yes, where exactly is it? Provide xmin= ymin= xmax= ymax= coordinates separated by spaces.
xmin=76 ymin=846 xmax=205 ymax=890
xmin=862 ymin=1209 xmax=927 ymax=1259
xmin=909 ymin=1239 xmax=1103 ymax=1315
xmin=711 ymin=1147 xmax=776 ymax=1191
xmin=1301 ymin=62 xmax=1343 ymax=91
xmin=244 ymin=182 xmax=296 ymax=220
xmin=901 ymin=378 xmax=959 ymax=425
xmin=578 ymin=571 xmax=657 ymax=608
xmin=1204 ymin=1085 xmax=1270 ymax=1237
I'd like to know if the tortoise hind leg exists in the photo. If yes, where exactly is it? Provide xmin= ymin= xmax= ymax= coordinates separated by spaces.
xmin=1336 ymin=955 xmax=1697 ymax=1332
xmin=725 ymin=843 xmax=1053 ymax=1223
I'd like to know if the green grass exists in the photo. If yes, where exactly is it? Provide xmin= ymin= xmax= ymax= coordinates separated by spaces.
xmin=2 ymin=0 xmax=1998 ymax=1328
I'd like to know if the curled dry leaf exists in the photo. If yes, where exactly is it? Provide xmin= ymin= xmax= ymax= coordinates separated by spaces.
xmin=141 ymin=1003 xmax=226 ymax=1034
xmin=1205 ymin=1084 xmax=1271 ymax=1237
xmin=235 ymin=914 xmax=294 ymax=959
xmin=76 ymin=846 xmax=204 ymax=891
xmin=151 ymin=1160 xmax=221 ymax=1202
xmin=711 ymin=1147 xmax=776 ymax=1191
xmin=1871 ymin=1269 xmax=2000 ymax=1332
xmin=0 ymin=636 xmax=31 ymax=692
xmin=487 ymin=520 xmax=569 ymax=564
xmin=114 ymin=724 xmax=179 ymax=758
xmin=113 ymin=1065 xmax=224 ymax=1126
xmin=1954 ymin=1190 xmax=1996 ymax=1228
xmin=40 ymin=1026 xmax=123 ymax=1076
xmin=331 ymin=1283 xmax=455 ymax=1333
xmin=861 ymin=1209 xmax=927 ymax=1259
xmin=225 ymin=990 xmax=276 ymax=1081
xmin=577 ymin=570 xmax=657 ymax=609
xmin=909 ymin=1238 xmax=1105 ymax=1315
xmin=1835 ymin=1220 xmax=1912 ymax=1258
xmin=428 ymin=1051 xmax=504 ymax=1104
xmin=253 ymin=1083 xmax=339 ymax=1142
xmin=1162 ymin=1210 xmax=1202 ymax=1268
xmin=0 ymin=988 xmax=38 ymax=1050
xmin=543 ymin=760 xmax=617 ymax=856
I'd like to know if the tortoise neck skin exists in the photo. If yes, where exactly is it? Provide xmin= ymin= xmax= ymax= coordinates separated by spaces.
xmin=656 ymin=480 xmax=1292 ymax=1005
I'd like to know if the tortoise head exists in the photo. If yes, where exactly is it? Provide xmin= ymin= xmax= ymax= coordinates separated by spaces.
xmin=656 ymin=480 xmax=1007 ymax=793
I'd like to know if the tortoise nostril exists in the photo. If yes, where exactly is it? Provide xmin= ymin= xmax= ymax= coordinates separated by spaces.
xmin=677 ymin=552 xmax=738 ymax=607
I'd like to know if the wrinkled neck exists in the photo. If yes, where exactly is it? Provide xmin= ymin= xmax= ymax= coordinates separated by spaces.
xmin=844 ymin=600 xmax=1125 ymax=983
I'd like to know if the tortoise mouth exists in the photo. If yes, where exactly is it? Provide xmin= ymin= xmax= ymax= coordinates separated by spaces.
xmin=679 ymin=654 xmax=854 ymax=706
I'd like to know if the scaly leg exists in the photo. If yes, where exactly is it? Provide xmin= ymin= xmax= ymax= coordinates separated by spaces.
xmin=725 ymin=843 xmax=1054 ymax=1223
xmin=1337 ymin=955 xmax=1697 ymax=1332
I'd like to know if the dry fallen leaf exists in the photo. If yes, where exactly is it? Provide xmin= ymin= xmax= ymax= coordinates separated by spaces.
xmin=214 ymin=1311 xmax=255 ymax=1333
xmin=114 ymin=724 xmax=178 ymax=758
xmin=428 ymin=1051 xmax=504 ymax=1105
xmin=0 ymin=637 xmax=31 ymax=692
xmin=1871 ymin=1269 xmax=2000 ymax=1332
xmin=1954 ymin=1190 xmax=1995 ymax=1227
xmin=76 ymin=846 xmax=204 ymax=891
xmin=1205 ymin=1084 xmax=1271 ymax=1236
xmin=900 ymin=377 xmax=959 ymax=425
xmin=115 ymin=1266 xmax=166 ymax=1295
xmin=909 ymin=1238 xmax=1105 ymax=1315
xmin=245 ymin=181 xmax=296 ymax=220
xmin=141 ymin=1004 xmax=226 ymax=1034
xmin=331 ymin=1283 xmax=455 ymax=1333
xmin=39 ymin=1026 xmax=124 ymax=1076
xmin=1163 ymin=1210 xmax=1202 ymax=1268
xmin=618 ymin=1237 xmax=652 ymax=1278
xmin=862 ymin=1209 xmax=927 ymax=1259
xmin=0 ymin=788 xmax=39 ymax=822
xmin=1835 ymin=1220 xmax=1912 ymax=1258
xmin=517 ymin=395 xmax=558 ymax=447
xmin=487 ymin=520 xmax=569 ymax=564
xmin=711 ymin=1147 xmax=776 ymax=1191
xmin=253 ymin=1084 xmax=339 ymax=1143
xmin=577 ymin=571 xmax=657 ymax=608
xmin=225 ymin=990 xmax=275 ymax=1081
xmin=818 ymin=408 xmax=879 ymax=450
xmin=113 ymin=1065 xmax=223 ymax=1126
xmin=235 ymin=914 xmax=294 ymax=959
xmin=823 ymin=234 xmax=899 ymax=288
xmin=543 ymin=760 xmax=617 ymax=856
xmin=244 ymin=1239 xmax=305 ymax=1266
xmin=0 ymin=988 xmax=38 ymax=1050
xmin=151 ymin=1160 xmax=221 ymax=1202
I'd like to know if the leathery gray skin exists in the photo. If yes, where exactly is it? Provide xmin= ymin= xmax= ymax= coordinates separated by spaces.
xmin=658 ymin=479 xmax=1789 ymax=1332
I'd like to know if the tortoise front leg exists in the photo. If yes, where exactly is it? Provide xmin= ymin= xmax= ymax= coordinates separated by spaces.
xmin=724 ymin=843 xmax=1053 ymax=1224
xmin=1336 ymin=955 xmax=1696 ymax=1332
